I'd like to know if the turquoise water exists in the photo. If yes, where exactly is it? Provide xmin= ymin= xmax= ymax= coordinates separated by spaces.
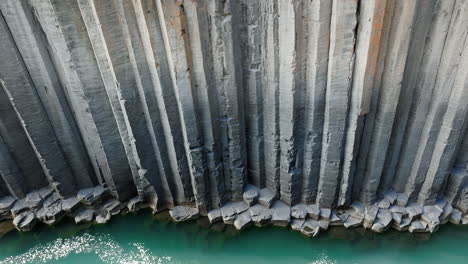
xmin=0 ymin=211 xmax=467 ymax=264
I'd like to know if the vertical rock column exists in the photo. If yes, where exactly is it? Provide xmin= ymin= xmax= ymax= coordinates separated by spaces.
xmin=207 ymin=0 xmax=247 ymax=201
xmin=0 ymin=84 xmax=47 ymax=194
xmin=0 ymin=15 xmax=77 ymax=197
xmin=338 ymin=0 xmax=387 ymax=206
xmin=381 ymin=0 xmax=436 ymax=193
xmin=357 ymin=0 xmax=417 ymax=204
xmin=404 ymin=0 xmax=468 ymax=204
xmin=29 ymin=0 xmax=124 ymax=201
xmin=244 ymin=0 xmax=265 ymax=188
xmin=278 ymin=0 xmax=305 ymax=205
xmin=0 ymin=0 xmax=97 ymax=190
xmin=316 ymin=0 xmax=357 ymax=208
xmin=0 ymin=135 xmax=26 ymax=198
xmin=393 ymin=0 xmax=455 ymax=200
xmin=156 ymin=0 xmax=210 ymax=212
xmin=183 ymin=0 xmax=226 ymax=208
xmin=301 ymin=0 xmax=332 ymax=204
xmin=260 ymin=0 xmax=281 ymax=197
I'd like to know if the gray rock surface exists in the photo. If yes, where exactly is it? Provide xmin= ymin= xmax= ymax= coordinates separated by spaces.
xmin=13 ymin=211 xmax=36 ymax=231
xmin=221 ymin=202 xmax=249 ymax=224
xmin=0 ymin=0 xmax=466 ymax=235
xmin=258 ymin=188 xmax=275 ymax=208
xmin=243 ymin=185 xmax=259 ymax=206
xmin=207 ymin=209 xmax=222 ymax=224
xmin=75 ymin=209 xmax=95 ymax=224
xmin=249 ymin=204 xmax=272 ymax=226
xmin=169 ymin=206 xmax=199 ymax=222
xmin=301 ymin=219 xmax=320 ymax=237
xmin=271 ymin=201 xmax=290 ymax=227
xmin=234 ymin=211 xmax=252 ymax=230
xmin=291 ymin=204 xmax=307 ymax=219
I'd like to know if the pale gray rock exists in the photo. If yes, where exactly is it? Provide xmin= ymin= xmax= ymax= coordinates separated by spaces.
xmin=335 ymin=209 xmax=350 ymax=223
xmin=434 ymin=199 xmax=448 ymax=213
xmin=462 ymin=215 xmax=468 ymax=225
xmin=169 ymin=206 xmax=199 ymax=222
xmin=271 ymin=201 xmax=290 ymax=227
xmin=306 ymin=204 xmax=320 ymax=220
xmin=349 ymin=202 xmax=365 ymax=218
xmin=377 ymin=198 xmax=391 ymax=209
xmin=26 ymin=188 xmax=53 ymax=209
xmin=249 ymin=204 xmax=272 ymax=226
xmin=0 ymin=196 xmax=16 ymax=220
xmin=0 ymin=196 xmax=16 ymax=210
xmin=62 ymin=197 xmax=81 ymax=212
xmin=95 ymin=212 xmax=111 ymax=224
xmin=207 ymin=209 xmax=222 ymax=224
xmin=319 ymin=219 xmax=330 ymax=231
xmin=389 ymin=205 xmax=407 ymax=215
xmin=320 ymin=208 xmax=332 ymax=221
xmin=258 ymin=188 xmax=275 ymax=208
xmin=344 ymin=216 xmax=362 ymax=228
xmin=383 ymin=190 xmax=397 ymax=205
xmin=11 ymin=199 xmax=28 ymax=216
xmin=301 ymin=219 xmax=320 ymax=237
xmin=371 ymin=209 xmax=392 ymax=233
xmin=291 ymin=204 xmax=307 ymax=219
xmin=363 ymin=206 xmax=379 ymax=229
xmin=440 ymin=203 xmax=453 ymax=224
xmin=221 ymin=201 xmax=249 ymax=224
xmin=42 ymin=192 xmax=61 ymax=209
xmin=392 ymin=217 xmax=411 ymax=231
xmin=291 ymin=219 xmax=305 ymax=231
xmin=406 ymin=204 xmax=423 ymax=220
xmin=392 ymin=212 xmax=403 ymax=225
xmin=102 ymin=199 xmax=123 ymax=215
xmin=409 ymin=220 xmax=428 ymax=233
xmin=77 ymin=185 xmax=107 ymax=206
xmin=234 ymin=211 xmax=252 ymax=230
xmin=13 ymin=211 xmax=36 ymax=231
xmin=421 ymin=205 xmax=442 ymax=227
xmin=450 ymin=208 xmax=462 ymax=224
xmin=75 ymin=209 xmax=95 ymax=224
xmin=127 ymin=196 xmax=145 ymax=212
xmin=243 ymin=184 xmax=259 ymax=206
xmin=330 ymin=211 xmax=344 ymax=226
xmin=396 ymin=193 xmax=409 ymax=206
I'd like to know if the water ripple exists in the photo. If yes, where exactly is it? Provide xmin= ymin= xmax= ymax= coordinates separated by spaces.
xmin=0 ymin=233 xmax=174 ymax=264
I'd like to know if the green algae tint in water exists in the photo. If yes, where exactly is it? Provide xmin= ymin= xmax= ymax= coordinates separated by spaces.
xmin=0 ymin=212 xmax=468 ymax=264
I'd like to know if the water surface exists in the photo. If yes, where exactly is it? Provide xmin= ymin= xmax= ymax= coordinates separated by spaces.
xmin=0 ymin=211 xmax=467 ymax=264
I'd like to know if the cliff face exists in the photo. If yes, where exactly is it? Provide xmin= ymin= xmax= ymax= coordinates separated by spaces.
xmin=0 ymin=0 xmax=467 ymax=234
